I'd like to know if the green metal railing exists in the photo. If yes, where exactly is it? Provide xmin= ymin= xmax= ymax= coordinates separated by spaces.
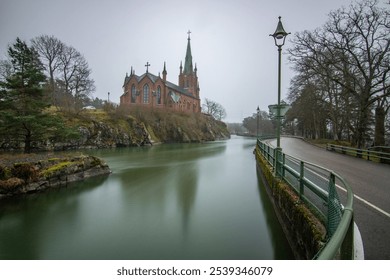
xmin=257 ymin=139 xmax=355 ymax=259
xmin=327 ymin=144 xmax=390 ymax=163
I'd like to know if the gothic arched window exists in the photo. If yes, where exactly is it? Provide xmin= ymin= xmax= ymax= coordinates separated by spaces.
xmin=143 ymin=84 xmax=149 ymax=103
xmin=157 ymin=86 xmax=161 ymax=105
xmin=131 ymin=84 xmax=136 ymax=103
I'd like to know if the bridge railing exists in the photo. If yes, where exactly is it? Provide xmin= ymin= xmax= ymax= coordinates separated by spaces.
xmin=257 ymin=139 xmax=354 ymax=259
xmin=327 ymin=144 xmax=390 ymax=163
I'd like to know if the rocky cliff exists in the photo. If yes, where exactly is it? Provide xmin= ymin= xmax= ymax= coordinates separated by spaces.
xmin=0 ymin=108 xmax=230 ymax=151
xmin=49 ymin=109 xmax=230 ymax=150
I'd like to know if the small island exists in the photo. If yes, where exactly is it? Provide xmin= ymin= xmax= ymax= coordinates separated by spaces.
xmin=0 ymin=153 xmax=111 ymax=198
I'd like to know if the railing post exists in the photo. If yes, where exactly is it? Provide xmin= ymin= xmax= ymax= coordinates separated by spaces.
xmin=356 ymin=149 xmax=362 ymax=158
xmin=327 ymin=173 xmax=342 ymax=237
xmin=341 ymin=209 xmax=354 ymax=259
xmin=282 ymin=153 xmax=286 ymax=178
xmin=275 ymin=147 xmax=282 ymax=177
xmin=273 ymin=148 xmax=276 ymax=172
xmin=299 ymin=161 xmax=304 ymax=200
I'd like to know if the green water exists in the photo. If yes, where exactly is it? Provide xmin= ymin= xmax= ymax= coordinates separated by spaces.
xmin=0 ymin=136 xmax=293 ymax=259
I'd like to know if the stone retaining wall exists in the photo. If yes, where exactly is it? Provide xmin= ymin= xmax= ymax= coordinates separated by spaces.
xmin=255 ymin=147 xmax=326 ymax=259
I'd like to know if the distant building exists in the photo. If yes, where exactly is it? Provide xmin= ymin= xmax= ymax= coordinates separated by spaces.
xmin=120 ymin=32 xmax=201 ymax=113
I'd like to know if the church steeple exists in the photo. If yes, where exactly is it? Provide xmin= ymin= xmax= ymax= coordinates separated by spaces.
xmin=179 ymin=31 xmax=199 ymax=99
xmin=183 ymin=30 xmax=193 ymax=74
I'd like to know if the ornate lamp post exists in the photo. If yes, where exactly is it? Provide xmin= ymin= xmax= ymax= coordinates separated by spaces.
xmin=270 ymin=16 xmax=290 ymax=176
xmin=270 ymin=16 xmax=290 ymax=148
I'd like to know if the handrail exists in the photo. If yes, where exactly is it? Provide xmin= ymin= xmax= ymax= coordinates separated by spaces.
xmin=257 ymin=139 xmax=355 ymax=259
xmin=327 ymin=143 xmax=390 ymax=163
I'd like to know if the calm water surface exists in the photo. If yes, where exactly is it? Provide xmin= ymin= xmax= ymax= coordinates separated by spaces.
xmin=0 ymin=136 xmax=293 ymax=259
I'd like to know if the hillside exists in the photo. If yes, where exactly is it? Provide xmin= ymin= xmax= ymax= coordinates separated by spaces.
xmin=1 ymin=108 xmax=230 ymax=151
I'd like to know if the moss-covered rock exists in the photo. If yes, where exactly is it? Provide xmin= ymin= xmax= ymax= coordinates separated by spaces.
xmin=0 ymin=154 xmax=111 ymax=197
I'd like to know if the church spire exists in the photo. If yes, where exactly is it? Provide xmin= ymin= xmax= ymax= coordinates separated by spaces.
xmin=162 ymin=61 xmax=167 ymax=81
xmin=183 ymin=30 xmax=193 ymax=74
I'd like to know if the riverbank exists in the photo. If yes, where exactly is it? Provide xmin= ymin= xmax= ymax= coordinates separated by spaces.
xmin=0 ymin=152 xmax=111 ymax=198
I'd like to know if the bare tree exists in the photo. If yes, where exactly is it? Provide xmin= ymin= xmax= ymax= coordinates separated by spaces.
xmin=31 ymin=35 xmax=64 ymax=91
xmin=31 ymin=35 xmax=95 ymax=112
xmin=288 ymin=0 xmax=390 ymax=147
xmin=202 ymin=98 xmax=226 ymax=120
xmin=59 ymin=46 xmax=95 ymax=111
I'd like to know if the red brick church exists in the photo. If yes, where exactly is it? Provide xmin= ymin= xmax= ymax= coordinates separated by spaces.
xmin=120 ymin=32 xmax=201 ymax=113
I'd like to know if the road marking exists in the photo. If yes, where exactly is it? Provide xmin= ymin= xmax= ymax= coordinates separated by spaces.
xmin=336 ymin=184 xmax=390 ymax=219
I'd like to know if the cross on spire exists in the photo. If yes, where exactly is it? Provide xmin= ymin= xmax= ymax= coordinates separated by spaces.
xmin=187 ymin=30 xmax=191 ymax=40
xmin=145 ymin=62 xmax=151 ymax=73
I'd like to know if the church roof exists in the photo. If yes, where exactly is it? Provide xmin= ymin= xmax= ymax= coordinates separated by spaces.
xmin=137 ymin=72 xmax=160 ymax=83
xmin=165 ymin=80 xmax=188 ymax=95
xmin=123 ymin=71 xmax=197 ymax=99
xmin=123 ymin=72 xmax=159 ymax=87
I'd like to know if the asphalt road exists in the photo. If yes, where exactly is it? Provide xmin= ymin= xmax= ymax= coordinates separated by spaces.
xmin=268 ymin=137 xmax=390 ymax=260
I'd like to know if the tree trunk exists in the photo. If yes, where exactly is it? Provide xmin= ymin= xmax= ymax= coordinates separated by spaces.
xmin=355 ymin=95 xmax=370 ymax=148
xmin=374 ymin=106 xmax=385 ymax=146
xmin=24 ymin=129 xmax=32 ymax=154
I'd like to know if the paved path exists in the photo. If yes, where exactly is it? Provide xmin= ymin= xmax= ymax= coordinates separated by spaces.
xmin=268 ymin=137 xmax=390 ymax=260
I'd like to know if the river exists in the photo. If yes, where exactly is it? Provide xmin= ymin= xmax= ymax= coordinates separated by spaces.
xmin=0 ymin=136 xmax=293 ymax=259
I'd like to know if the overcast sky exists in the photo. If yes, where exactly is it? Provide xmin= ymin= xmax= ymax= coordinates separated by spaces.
xmin=1 ymin=0 xmax=367 ymax=122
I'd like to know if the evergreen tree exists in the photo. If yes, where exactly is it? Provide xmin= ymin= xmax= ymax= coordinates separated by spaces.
xmin=0 ymin=38 xmax=66 ymax=153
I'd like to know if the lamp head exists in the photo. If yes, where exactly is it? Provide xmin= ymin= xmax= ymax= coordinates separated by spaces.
xmin=270 ymin=16 xmax=290 ymax=47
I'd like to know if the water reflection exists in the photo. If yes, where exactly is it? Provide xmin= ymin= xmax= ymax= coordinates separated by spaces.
xmin=255 ymin=167 xmax=295 ymax=259
xmin=0 ymin=137 xmax=293 ymax=259
xmin=0 ymin=176 xmax=108 ymax=259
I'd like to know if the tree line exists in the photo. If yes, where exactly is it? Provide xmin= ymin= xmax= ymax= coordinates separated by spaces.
xmin=286 ymin=0 xmax=389 ymax=148
xmin=226 ymin=108 xmax=275 ymax=136
xmin=0 ymin=36 xmax=97 ymax=153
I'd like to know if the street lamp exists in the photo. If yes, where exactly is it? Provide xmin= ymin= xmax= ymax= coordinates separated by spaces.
xmin=256 ymin=106 xmax=260 ymax=139
xmin=270 ymin=16 xmax=290 ymax=177
xmin=270 ymin=16 xmax=290 ymax=149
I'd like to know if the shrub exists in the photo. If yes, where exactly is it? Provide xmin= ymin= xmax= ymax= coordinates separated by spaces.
xmin=11 ymin=163 xmax=39 ymax=182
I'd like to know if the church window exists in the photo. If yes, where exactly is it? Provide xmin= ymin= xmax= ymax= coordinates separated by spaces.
xmin=131 ymin=84 xmax=136 ymax=103
xmin=157 ymin=86 xmax=161 ymax=105
xmin=143 ymin=84 xmax=149 ymax=103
